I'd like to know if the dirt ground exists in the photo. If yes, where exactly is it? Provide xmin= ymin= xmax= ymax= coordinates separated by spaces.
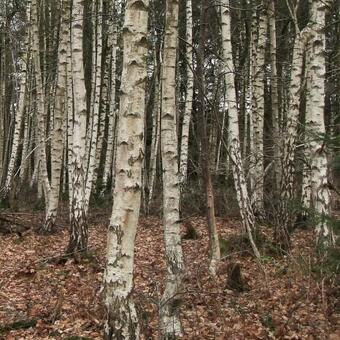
xmin=0 ymin=209 xmax=339 ymax=339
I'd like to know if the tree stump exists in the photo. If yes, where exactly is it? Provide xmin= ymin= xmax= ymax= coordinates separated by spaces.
xmin=225 ymin=262 xmax=250 ymax=292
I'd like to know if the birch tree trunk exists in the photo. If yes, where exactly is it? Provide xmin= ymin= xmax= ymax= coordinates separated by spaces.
xmin=250 ymin=3 xmax=267 ymax=215
xmin=278 ymin=25 xmax=310 ymax=249
xmin=66 ymin=33 xmax=74 ymax=215
xmin=31 ymin=0 xmax=50 ymax=206
xmin=221 ymin=0 xmax=260 ymax=259
xmin=68 ymin=0 xmax=88 ymax=253
xmin=0 ymin=21 xmax=4 ymax=181
xmin=19 ymin=110 xmax=31 ymax=182
xmin=301 ymin=47 xmax=313 ymax=212
xmin=147 ymin=47 xmax=160 ymax=210
xmin=84 ymin=0 xmax=102 ymax=213
xmin=42 ymin=0 xmax=69 ymax=232
xmin=305 ymin=0 xmax=334 ymax=247
xmin=3 ymin=1 xmax=31 ymax=195
xmin=101 ymin=0 xmax=117 ymax=194
xmin=268 ymin=0 xmax=281 ymax=191
xmin=104 ymin=0 xmax=148 ymax=338
xmin=160 ymin=0 xmax=185 ymax=336
xmin=179 ymin=0 xmax=193 ymax=186
xmin=196 ymin=0 xmax=220 ymax=275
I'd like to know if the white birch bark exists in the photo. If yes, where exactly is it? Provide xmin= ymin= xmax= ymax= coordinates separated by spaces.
xmin=84 ymin=0 xmax=103 ymax=213
xmin=215 ymin=98 xmax=227 ymax=172
xmin=268 ymin=0 xmax=281 ymax=190
xmin=250 ymin=3 xmax=267 ymax=215
xmin=19 ymin=110 xmax=31 ymax=182
xmin=245 ymin=57 xmax=253 ymax=164
xmin=179 ymin=0 xmax=193 ymax=186
xmin=66 ymin=40 xmax=74 ymax=212
xmin=3 ymin=1 xmax=31 ymax=195
xmin=160 ymin=0 xmax=185 ymax=336
xmin=0 ymin=27 xmax=4 ymax=181
xmin=43 ymin=0 xmax=69 ymax=232
xmin=90 ymin=0 xmax=108 ymax=193
xmin=305 ymin=0 xmax=334 ymax=246
xmin=147 ymin=47 xmax=161 ymax=210
xmin=66 ymin=32 xmax=74 ymax=215
xmin=101 ymin=0 xmax=117 ymax=193
xmin=221 ymin=0 xmax=260 ymax=259
xmin=30 ymin=121 xmax=40 ymax=188
xmin=197 ymin=0 xmax=220 ymax=275
xmin=31 ymin=0 xmax=50 ymax=206
xmin=301 ymin=49 xmax=312 ymax=211
xmin=62 ymin=142 xmax=67 ymax=194
xmin=104 ymin=0 xmax=148 ymax=338
xmin=68 ymin=0 xmax=88 ymax=253
xmin=278 ymin=24 xmax=310 ymax=247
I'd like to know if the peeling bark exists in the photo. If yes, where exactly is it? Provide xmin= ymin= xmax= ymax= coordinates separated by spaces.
xmin=104 ymin=0 xmax=149 ymax=338
xmin=68 ymin=0 xmax=88 ymax=253
xmin=179 ymin=0 xmax=193 ymax=186
xmin=221 ymin=0 xmax=260 ymax=259
xmin=160 ymin=0 xmax=185 ymax=336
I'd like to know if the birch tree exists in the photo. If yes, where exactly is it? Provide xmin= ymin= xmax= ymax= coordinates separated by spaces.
xmin=304 ymin=0 xmax=334 ymax=247
xmin=268 ymin=0 xmax=281 ymax=191
xmin=179 ymin=0 xmax=193 ymax=186
xmin=104 ymin=0 xmax=149 ymax=337
xmin=84 ymin=0 xmax=103 ymax=213
xmin=101 ymin=0 xmax=118 ymax=194
xmin=275 ymin=0 xmax=319 ymax=249
xmin=160 ymin=0 xmax=185 ymax=335
xmin=250 ymin=2 xmax=267 ymax=215
xmin=221 ymin=0 xmax=260 ymax=259
xmin=3 ymin=1 xmax=30 ymax=195
xmin=31 ymin=0 xmax=50 ymax=209
xmin=278 ymin=16 xmax=310 ymax=248
xmin=66 ymin=32 xmax=74 ymax=215
xmin=42 ymin=0 xmax=69 ymax=232
xmin=196 ymin=0 xmax=220 ymax=274
xmin=68 ymin=0 xmax=88 ymax=253
xmin=147 ymin=45 xmax=161 ymax=210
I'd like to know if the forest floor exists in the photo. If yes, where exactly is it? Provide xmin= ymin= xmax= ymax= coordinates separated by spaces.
xmin=0 ymin=208 xmax=339 ymax=339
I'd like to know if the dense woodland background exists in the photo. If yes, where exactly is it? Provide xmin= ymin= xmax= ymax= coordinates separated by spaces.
xmin=0 ymin=0 xmax=339 ymax=338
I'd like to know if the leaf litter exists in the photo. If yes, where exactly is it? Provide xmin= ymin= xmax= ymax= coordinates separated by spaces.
xmin=0 ymin=209 xmax=339 ymax=339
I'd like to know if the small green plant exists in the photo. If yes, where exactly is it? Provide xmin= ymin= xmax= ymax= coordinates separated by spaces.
xmin=260 ymin=313 xmax=275 ymax=332
xmin=0 ymin=319 xmax=37 ymax=335
xmin=90 ymin=194 xmax=112 ymax=209
xmin=260 ymin=255 xmax=275 ymax=264
xmin=33 ymin=197 xmax=45 ymax=211
xmin=220 ymin=230 xmax=267 ymax=258
xmin=0 ymin=198 xmax=10 ymax=210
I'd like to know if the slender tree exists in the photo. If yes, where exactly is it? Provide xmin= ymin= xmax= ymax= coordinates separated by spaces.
xmin=101 ymin=0 xmax=118 ymax=195
xmin=68 ymin=0 xmax=88 ymax=253
xmin=303 ymin=0 xmax=334 ymax=247
xmin=268 ymin=0 xmax=281 ymax=191
xmin=3 ymin=0 xmax=31 ymax=196
xmin=221 ymin=0 xmax=260 ymax=259
xmin=104 ymin=0 xmax=149 ymax=338
xmin=250 ymin=1 xmax=267 ymax=215
xmin=42 ymin=0 xmax=69 ymax=232
xmin=278 ymin=23 xmax=310 ymax=248
xmin=84 ymin=0 xmax=103 ymax=213
xmin=179 ymin=0 xmax=193 ymax=186
xmin=147 ymin=45 xmax=161 ymax=210
xmin=160 ymin=0 xmax=185 ymax=335
xmin=196 ymin=0 xmax=220 ymax=274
